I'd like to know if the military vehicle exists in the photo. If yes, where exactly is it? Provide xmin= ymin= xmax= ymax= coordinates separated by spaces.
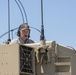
xmin=0 ymin=0 xmax=76 ymax=75
xmin=0 ymin=39 xmax=76 ymax=75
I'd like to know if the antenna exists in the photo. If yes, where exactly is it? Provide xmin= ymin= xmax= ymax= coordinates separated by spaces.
xmin=7 ymin=0 xmax=11 ymax=43
xmin=18 ymin=0 xmax=28 ymax=24
xmin=15 ymin=0 xmax=25 ymax=23
xmin=40 ymin=0 xmax=45 ymax=46
xmin=15 ymin=0 xmax=28 ymax=24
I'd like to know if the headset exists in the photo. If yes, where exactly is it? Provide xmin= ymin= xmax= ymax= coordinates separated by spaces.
xmin=17 ymin=23 xmax=30 ymax=38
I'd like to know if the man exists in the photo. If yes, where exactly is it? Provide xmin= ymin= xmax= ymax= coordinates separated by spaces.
xmin=10 ymin=23 xmax=34 ymax=44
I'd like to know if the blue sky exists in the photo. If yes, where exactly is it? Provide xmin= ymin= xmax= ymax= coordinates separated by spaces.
xmin=0 ymin=0 xmax=76 ymax=49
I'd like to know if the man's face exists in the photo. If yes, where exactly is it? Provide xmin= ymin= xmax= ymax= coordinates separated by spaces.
xmin=20 ymin=28 xmax=30 ymax=40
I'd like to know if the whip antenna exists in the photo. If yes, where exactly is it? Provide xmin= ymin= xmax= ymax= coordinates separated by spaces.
xmin=40 ymin=0 xmax=45 ymax=46
xmin=18 ymin=0 xmax=28 ymax=24
xmin=7 ymin=0 xmax=11 ymax=43
xmin=15 ymin=0 xmax=25 ymax=23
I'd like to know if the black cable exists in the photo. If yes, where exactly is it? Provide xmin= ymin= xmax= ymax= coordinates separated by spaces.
xmin=0 ymin=26 xmax=41 ymax=39
xmin=0 ymin=28 xmax=18 ymax=38
xmin=15 ymin=0 xmax=25 ymax=23
xmin=18 ymin=0 xmax=28 ymax=24
xmin=30 ymin=26 xmax=41 ymax=33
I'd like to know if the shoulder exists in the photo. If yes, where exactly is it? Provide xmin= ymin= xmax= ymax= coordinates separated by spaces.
xmin=29 ymin=39 xmax=35 ymax=43
xmin=26 ymin=38 xmax=35 ymax=43
xmin=10 ymin=38 xmax=19 ymax=44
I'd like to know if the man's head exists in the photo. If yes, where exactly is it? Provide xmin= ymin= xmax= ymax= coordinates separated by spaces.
xmin=17 ymin=23 xmax=30 ymax=40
